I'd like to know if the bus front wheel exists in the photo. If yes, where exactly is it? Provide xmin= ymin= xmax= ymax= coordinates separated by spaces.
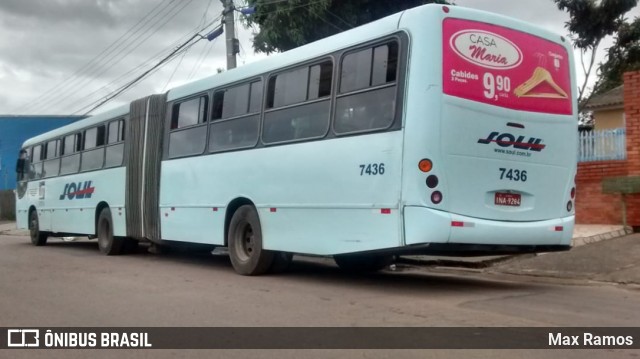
xmin=29 ymin=210 xmax=48 ymax=246
xmin=228 ymin=205 xmax=274 ymax=275
xmin=333 ymin=254 xmax=393 ymax=273
xmin=97 ymin=208 xmax=123 ymax=255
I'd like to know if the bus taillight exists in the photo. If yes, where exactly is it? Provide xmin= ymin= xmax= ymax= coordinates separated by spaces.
xmin=431 ymin=191 xmax=442 ymax=204
xmin=419 ymin=159 xmax=433 ymax=172
xmin=571 ymin=187 xmax=575 ymax=199
xmin=426 ymin=175 xmax=438 ymax=188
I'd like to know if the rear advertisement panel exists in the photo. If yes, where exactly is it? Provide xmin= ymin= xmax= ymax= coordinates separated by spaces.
xmin=443 ymin=18 xmax=572 ymax=115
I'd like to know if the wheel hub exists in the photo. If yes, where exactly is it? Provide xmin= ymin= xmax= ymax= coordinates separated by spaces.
xmin=238 ymin=223 xmax=254 ymax=261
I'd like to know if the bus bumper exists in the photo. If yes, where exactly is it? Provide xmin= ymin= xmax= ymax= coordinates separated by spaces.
xmin=404 ymin=206 xmax=574 ymax=248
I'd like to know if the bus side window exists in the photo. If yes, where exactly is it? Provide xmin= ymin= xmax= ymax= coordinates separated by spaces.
xmin=75 ymin=133 xmax=83 ymax=152
xmin=60 ymin=133 xmax=81 ymax=175
xmin=335 ymin=41 xmax=399 ymax=135
xmin=263 ymin=60 xmax=332 ymax=144
xmin=81 ymin=126 xmax=106 ymax=172
xmin=62 ymin=134 xmax=74 ymax=156
xmin=209 ymin=81 xmax=260 ymax=152
xmin=171 ymin=96 xmax=208 ymax=130
xmin=31 ymin=144 xmax=43 ymax=179
xmin=105 ymin=119 xmax=125 ymax=168
xmin=42 ymin=139 xmax=60 ymax=178
xmin=168 ymin=95 xmax=209 ymax=158
xmin=107 ymin=120 xmax=119 ymax=144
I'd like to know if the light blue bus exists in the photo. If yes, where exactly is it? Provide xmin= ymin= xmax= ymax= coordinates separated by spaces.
xmin=15 ymin=4 xmax=577 ymax=275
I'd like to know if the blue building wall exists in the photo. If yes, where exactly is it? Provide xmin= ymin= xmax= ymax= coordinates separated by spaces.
xmin=0 ymin=116 xmax=84 ymax=190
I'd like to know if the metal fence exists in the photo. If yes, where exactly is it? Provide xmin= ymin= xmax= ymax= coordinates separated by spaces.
xmin=578 ymin=128 xmax=626 ymax=162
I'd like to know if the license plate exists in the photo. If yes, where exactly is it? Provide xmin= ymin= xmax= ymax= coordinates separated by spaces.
xmin=495 ymin=192 xmax=521 ymax=206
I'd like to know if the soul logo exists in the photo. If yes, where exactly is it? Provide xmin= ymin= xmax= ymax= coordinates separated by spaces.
xmin=59 ymin=181 xmax=95 ymax=200
xmin=478 ymin=131 xmax=545 ymax=152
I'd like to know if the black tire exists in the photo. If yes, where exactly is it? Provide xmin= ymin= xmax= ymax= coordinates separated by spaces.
xmin=269 ymin=252 xmax=293 ymax=274
xmin=228 ymin=205 xmax=274 ymax=275
xmin=333 ymin=254 xmax=393 ymax=273
xmin=29 ymin=210 xmax=48 ymax=246
xmin=97 ymin=207 xmax=123 ymax=255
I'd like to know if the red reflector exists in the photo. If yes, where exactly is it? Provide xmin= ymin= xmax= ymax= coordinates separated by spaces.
xmin=451 ymin=221 xmax=464 ymax=227
xmin=442 ymin=6 xmax=450 ymax=13
xmin=555 ymin=226 xmax=563 ymax=232
xmin=381 ymin=208 xmax=391 ymax=214
xmin=212 ymin=207 xmax=218 ymax=211
xmin=270 ymin=208 xmax=277 ymax=212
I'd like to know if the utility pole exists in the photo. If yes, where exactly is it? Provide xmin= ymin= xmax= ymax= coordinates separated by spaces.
xmin=221 ymin=0 xmax=239 ymax=70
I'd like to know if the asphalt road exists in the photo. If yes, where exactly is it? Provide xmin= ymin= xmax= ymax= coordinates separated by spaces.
xmin=1 ymin=234 xmax=639 ymax=359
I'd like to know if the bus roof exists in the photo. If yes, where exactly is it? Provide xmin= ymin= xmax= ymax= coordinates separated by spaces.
xmin=21 ymin=4 xmax=567 ymax=150
xmin=21 ymin=7 xmax=406 ymax=149
xmin=22 ymin=105 xmax=129 ymax=147
xmin=166 ymin=10 xmax=404 ymax=102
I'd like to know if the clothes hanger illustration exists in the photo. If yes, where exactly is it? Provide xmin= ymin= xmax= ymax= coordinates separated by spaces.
xmin=514 ymin=67 xmax=568 ymax=98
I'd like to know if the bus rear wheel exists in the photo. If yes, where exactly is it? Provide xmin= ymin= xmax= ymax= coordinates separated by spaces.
xmin=97 ymin=207 xmax=123 ymax=255
xmin=29 ymin=210 xmax=48 ymax=246
xmin=228 ymin=205 xmax=274 ymax=275
xmin=333 ymin=254 xmax=393 ymax=273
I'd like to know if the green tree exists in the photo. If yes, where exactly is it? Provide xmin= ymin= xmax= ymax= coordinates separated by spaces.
xmin=597 ymin=17 xmax=640 ymax=93
xmin=553 ymin=0 xmax=637 ymax=110
xmin=242 ymin=0 xmax=450 ymax=54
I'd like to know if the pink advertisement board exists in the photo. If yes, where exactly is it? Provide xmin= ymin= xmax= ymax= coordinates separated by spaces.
xmin=443 ymin=18 xmax=572 ymax=115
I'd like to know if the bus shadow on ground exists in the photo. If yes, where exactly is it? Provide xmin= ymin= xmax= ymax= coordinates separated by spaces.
xmin=283 ymin=257 xmax=536 ymax=293
xmin=40 ymin=238 xmax=536 ymax=293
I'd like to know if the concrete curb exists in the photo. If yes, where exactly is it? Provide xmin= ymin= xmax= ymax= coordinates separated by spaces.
xmin=0 ymin=230 xmax=28 ymax=236
xmin=0 ymin=222 xmax=27 ymax=237
xmin=572 ymin=226 xmax=633 ymax=247
xmin=398 ymin=227 xmax=635 ymax=270
xmin=492 ymin=267 xmax=640 ymax=286
xmin=397 ymin=253 xmax=535 ymax=269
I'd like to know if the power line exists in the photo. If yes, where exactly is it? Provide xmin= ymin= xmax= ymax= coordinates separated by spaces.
xmin=162 ymin=49 xmax=190 ymax=92
xmin=325 ymin=9 xmax=354 ymax=29
xmin=44 ymin=0 xmax=195 ymax=114
xmin=78 ymin=34 xmax=205 ymax=115
xmin=188 ymin=41 xmax=216 ymax=80
xmin=14 ymin=0 xmax=179 ymax=115
xmin=29 ymin=0 xmax=338 ymax=116
xmin=74 ymin=14 xmax=224 ymax=115
xmin=78 ymin=0 xmax=334 ymax=114
xmin=309 ymin=8 xmax=344 ymax=32
xmin=236 ymin=0 xmax=332 ymax=17
xmin=187 ymin=0 xmax=218 ymax=79
xmin=67 ymin=17 xmax=222 ymax=115
xmin=66 ymin=29 xmax=202 ymax=114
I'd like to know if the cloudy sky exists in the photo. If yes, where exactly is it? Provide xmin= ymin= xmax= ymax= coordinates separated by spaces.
xmin=0 ymin=0 xmax=638 ymax=116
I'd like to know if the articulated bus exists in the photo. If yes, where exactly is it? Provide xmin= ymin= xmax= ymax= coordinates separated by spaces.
xmin=15 ymin=4 xmax=577 ymax=275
